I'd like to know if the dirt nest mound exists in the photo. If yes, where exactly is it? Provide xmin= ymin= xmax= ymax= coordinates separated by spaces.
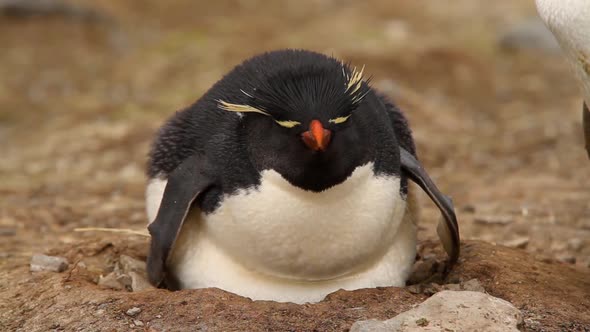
xmin=1 ymin=239 xmax=588 ymax=331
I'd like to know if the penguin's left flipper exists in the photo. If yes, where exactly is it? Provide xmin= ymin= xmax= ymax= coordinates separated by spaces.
xmin=583 ymin=102 xmax=590 ymax=159
xmin=400 ymin=148 xmax=460 ymax=265
xmin=147 ymin=154 xmax=215 ymax=288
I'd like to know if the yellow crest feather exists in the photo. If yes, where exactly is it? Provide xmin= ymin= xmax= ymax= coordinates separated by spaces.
xmin=217 ymin=100 xmax=269 ymax=116
xmin=329 ymin=114 xmax=352 ymax=124
xmin=345 ymin=65 xmax=365 ymax=94
xmin=275 ymin=120 xmax=301 ymax=128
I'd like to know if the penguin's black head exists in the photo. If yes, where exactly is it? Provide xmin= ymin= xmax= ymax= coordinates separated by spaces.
xmin=217 ymin=50 xmax=378 ymax=192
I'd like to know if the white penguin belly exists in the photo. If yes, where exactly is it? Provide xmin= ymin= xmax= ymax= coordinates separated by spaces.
xmin=146 ymin=163 xmax=417 ymax=304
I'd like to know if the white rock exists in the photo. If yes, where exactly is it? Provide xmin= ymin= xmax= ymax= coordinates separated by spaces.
xmin=351 ymin=291 xmax=523 ymax=332
xmin=30 ymin=254 xmax=69 ymax=272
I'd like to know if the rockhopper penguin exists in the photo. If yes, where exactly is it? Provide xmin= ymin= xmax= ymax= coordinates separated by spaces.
xmin=145 ymin=49 xmax=460 ymax=304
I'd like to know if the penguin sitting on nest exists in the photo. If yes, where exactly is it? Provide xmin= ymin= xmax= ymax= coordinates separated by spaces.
xmin=145 ymin=49 xmax=460 ymax=304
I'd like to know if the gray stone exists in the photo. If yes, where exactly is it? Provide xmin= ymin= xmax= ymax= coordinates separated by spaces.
xmin=351 ymin=291 xmax=523 ymax=332
xmin=30 ymin=254 xmax=69 ymax=272
xmin=126 ymin=307 xmax=141 ymax=317
xmin=498 ymin=18 xmax=561 ymax=54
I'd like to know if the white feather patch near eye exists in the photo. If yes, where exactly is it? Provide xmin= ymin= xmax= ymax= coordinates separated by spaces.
xmin=329 ymin=114 xmax=352 ymax=124
xmin=218 ymin=100 xmax=269 ymax=116
xmin=275 ymin=120 xmax=301 ymax=128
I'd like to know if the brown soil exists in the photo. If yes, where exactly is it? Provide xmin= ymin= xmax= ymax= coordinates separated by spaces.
xmin=1 ymin=240 xmax=589 ymax=331
xmin=1 ymin=0 xmax=589 ymax=331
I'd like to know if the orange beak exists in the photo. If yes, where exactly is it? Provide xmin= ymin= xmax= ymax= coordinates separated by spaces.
xmin=301 ymin=120 xmax=332 ymax=151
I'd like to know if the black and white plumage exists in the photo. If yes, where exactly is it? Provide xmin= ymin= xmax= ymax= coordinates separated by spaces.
xmin=145 ymin=50 xmax=459 ymax=303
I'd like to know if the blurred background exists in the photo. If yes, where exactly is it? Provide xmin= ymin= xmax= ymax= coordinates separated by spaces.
xmin=0 ymin=0 xmax=588 ymax=269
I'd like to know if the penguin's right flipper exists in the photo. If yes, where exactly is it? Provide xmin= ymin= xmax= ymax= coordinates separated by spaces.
xmin=583 ymin=102 xmax=590 ymax=159
xmin=147 ymin=154 xmax=215 ymax=289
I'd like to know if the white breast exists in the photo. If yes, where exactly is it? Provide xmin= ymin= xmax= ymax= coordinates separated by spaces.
xmin=145 ymin=163 xmax=417 ymax=303
xmin=536 ymin=0 xmax=590 ymax=103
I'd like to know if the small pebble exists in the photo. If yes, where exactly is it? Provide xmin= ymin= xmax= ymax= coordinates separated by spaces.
xmin=423 ymin=283 xmax=443 ymax=296
xmin=567 ymin=238 xmax=583 ymax=252
xmin=0 ymin=227 xmax=16 ymax=236
xmin=126 ymin=307 xmax=141 ymax=316
xmin=416 ymin=317 xmax=429 ymax=327
xmin=0 ymin=0 xmax=109 ymax=22
xmin=550 ymin=242 xmax=567 ymax=252
xmin=30 ymin=254 xmax=69 ymax=272
xmin=557 ymin=255 xmax=576 ymax=264
xmin=406 ymin=284 xmax=422 ymax=294
xmin=504 ymin=237 xmax=529 ymax=249
xmin=461 ymin=279 xmax=486 ymax=293
xmin=462 ymin=204 xmax=476 ymax=213
xmin=540 ymin=256 xmax=554 ymax=264
xmin=444 ymin=284 xmax=461 ymax=291
xmin=133 ymin=320 xmax=144 ymax=327
xmin=474 ymin=215 xmax=513 ymax=225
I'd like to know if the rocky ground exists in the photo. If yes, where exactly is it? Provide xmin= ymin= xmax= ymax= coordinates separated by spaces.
xmin=1 ymin=0 xmax=589 ymax=331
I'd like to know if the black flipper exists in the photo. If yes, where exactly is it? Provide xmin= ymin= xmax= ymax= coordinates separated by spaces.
xmin=400 ymin=148 xmax=460 ymax=265
xmin=147 ymin=154 xmax=215 ymax=288
xmin=584 ymin=102 xmax=590 ymax=159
